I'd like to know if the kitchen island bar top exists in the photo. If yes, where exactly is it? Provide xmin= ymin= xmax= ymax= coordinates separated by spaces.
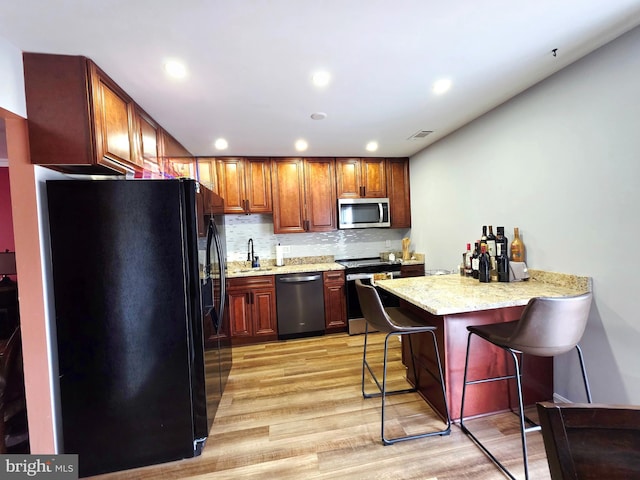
xmin=375 ymin=270 xmax=591 ymax=316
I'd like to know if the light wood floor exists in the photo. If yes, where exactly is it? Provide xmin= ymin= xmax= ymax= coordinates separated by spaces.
xmin=90 ymin=332 xmax=552 ymax=479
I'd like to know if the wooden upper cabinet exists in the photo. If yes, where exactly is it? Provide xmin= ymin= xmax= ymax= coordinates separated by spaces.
xmin=304 ymin=158 xmax=337 ymax=232
xmin=336 ymin=158 xmax=386 ymax=198
xmin=386 ymin=158 xmax=411 ymax=228
xmin=90 ymin=64 xmax=138 ymax=169
xmin=217 ymin=157 xmax=271 ymax=214
xmin=159 ymin=129 xmax=195 ymax=179
xmin=197 ymin=157 xmax=219 ymax=194
xmin=271 ymin=158 xmax=306 ymax=233
xmin=23 ymin=52 xmax=190 ymax=176
xmin=271 ymin=157 xmax=336 ymax=234
xmin=133 ymin=107 xmax=161 ymax=177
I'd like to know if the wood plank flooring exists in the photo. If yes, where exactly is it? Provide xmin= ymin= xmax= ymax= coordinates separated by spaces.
xmin=90 ymin=333 xmax=552 ymax=479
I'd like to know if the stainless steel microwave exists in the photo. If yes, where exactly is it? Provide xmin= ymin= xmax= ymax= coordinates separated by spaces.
xmin=338 ymin=198 xmax=391 ymax=229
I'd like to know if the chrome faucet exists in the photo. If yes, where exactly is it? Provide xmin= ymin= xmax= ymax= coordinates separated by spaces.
xmin=247 ymin=238 xmax=259 ymax=268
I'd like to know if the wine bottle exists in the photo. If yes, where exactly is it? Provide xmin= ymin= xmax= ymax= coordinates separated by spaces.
xmin=464 ymin=243 xmax=473 ymax=277
xmin=511 ymin=227 xmax=525 ymax=262
xmin=471 ymin=242 xmax=480 ymax=279
xmin=497 ymin=242 xmax=510 ymax=282
xmin=480 ymin=226 xmax=488 ymax=252
xmin=487 ymin=225 xmax=497 ymax=258
xmin=496 ymin=226 xmax=508 ymax=259
xmin=479 ymin=245 xmax=491 ymax=283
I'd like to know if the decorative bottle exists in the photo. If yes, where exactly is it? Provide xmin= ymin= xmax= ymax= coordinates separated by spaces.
xmin=510 ymin=227 xmax=525 ymax=263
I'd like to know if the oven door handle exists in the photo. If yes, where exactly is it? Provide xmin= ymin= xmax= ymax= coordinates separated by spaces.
xmin=346 ymin=273 xmax=374 ymax=281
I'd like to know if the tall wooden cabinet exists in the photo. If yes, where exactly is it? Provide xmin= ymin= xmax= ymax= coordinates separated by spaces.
xmin=336 ymin=158 xmax=387 ymax=198
xmin=226 ymin=276 xmax=277 ymax=344
xmin=271 ymin=158 xmax=336 ymax=233
xmin=217 ymin=157 xmax=272 ymax=214
xmin=386 ymin=157 xmax=411 ymax=228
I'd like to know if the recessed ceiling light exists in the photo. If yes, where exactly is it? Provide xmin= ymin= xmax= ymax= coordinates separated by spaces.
xmin=432 ymin=78 xmax=452 ymax=95
xmin=295 ymin=139 xmax=308 ymax=151
xmin=310 ymin=112 xmax=327 ymax=120
xmin=312 ymin=71 xmax=331 ymax=88
xmin=214 ymin=138 xmax=228 ymax=150
xmin=366 ymin=141 xmax=378 ymax=152
xmin=164 ymin=59 xmax=188 ymax=79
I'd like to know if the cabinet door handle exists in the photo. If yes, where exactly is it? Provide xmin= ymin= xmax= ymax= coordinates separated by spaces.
xmin=360 ymin=186 xmax=365 ymax=197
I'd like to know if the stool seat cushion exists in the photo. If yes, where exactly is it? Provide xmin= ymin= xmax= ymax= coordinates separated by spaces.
xmin=384 ymin=307 xmax=437 ymax=333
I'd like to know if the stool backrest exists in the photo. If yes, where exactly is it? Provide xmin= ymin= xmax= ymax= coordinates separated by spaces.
xmin=508 ymin=292 xmax=592 ymax=356
xmin=355 ymin=279 xmax=394 ymax=333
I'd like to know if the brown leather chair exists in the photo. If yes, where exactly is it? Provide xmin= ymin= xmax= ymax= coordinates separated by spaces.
xmin=355 ymin=279 xmax=451 ymax=445
xmin=459 ymin=292 xmax=593 ymax=480
xmin=537 ymin=402 xmax=640 ymax=479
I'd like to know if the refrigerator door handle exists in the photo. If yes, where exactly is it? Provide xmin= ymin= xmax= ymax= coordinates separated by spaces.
xmin=209 ymin=216 xmax=226 ymax=333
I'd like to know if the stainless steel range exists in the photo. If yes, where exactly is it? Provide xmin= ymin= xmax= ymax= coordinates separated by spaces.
xmin=336 ymin=257 xmax=403 ymax=334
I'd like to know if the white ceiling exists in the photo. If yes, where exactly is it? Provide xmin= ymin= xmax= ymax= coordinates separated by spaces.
xmin=1 ymin=1 xmax=640 ymax=159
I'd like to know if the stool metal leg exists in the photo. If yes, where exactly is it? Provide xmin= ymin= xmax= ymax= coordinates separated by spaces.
xmin=362 ymin=327 xmax=451 ymax=445
xmin=576 ymin=344 xmax=592 ymax=403
xmin=460 ymin=332 xmax=525 ymax=480
xmin=460 ymin=334 xmax=593 ymax=480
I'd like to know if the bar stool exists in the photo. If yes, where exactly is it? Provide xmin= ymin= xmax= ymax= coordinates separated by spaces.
xmin=459 ymin=292 xmax=593 ymax=480
xmin=355 ymin=279 xmax=451 ymax=445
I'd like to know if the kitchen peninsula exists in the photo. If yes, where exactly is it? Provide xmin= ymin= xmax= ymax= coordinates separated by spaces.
xmin=375 ymin=271 xmax=591 ymax=420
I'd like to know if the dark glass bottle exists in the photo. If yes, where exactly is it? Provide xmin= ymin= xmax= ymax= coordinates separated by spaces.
xmin=479 ymin=245 xmax=491 ymax=283
xmin=497 ymin=242 xmax=510 ymax=282
xmin=487 ymin=225 xmax=497 ymax=258
xmin=478 ymin=245 xmax=491 ymax=283
xmin=496 ymin=226 xmax=508 ymax=259
xmin=471 ymin=242 xmax=480 ymax=279
xmin=480 ymin=226 xmax=488 ymax=252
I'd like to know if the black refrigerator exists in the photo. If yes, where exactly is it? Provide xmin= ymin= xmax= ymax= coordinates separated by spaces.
xmin=46 ymin=179 xmax=229 ymax=477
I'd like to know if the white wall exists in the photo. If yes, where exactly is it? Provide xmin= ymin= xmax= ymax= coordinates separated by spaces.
xmin=410 ymin=26 xmax=640 ymax=404
xmin=0 ymin=36 xmax=26 ymax=118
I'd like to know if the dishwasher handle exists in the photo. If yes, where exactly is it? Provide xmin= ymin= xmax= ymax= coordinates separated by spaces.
xmin=278 ymin=274 xmax=321 ymax=283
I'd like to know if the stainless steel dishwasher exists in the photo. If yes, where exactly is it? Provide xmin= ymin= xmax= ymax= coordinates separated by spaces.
xmin=275 ymin=273 xmax=325 ymax=340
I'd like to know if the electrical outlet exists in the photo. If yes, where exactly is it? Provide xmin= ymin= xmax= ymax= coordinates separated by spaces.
xmin=385 ymin=240 xmax=391 ymax=248
xmin=283 ymin=245 xmax=291 ymax=253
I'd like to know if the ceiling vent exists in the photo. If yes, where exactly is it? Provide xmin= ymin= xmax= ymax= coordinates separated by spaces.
xmin=408 ymin=130 xmax=433 ymax=140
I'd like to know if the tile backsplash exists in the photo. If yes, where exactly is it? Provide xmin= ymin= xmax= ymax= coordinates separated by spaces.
xmin=223 ymin=214 xmax=412 ymax=262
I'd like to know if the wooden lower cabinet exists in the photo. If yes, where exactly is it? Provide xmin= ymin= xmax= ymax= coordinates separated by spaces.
xmin=227 ymin=276 xmax=277 ymax=345
xmin=323 ymin=271 xmax=347 ymax=332
xmin=400 ymin=263 xmax=424 ymax=277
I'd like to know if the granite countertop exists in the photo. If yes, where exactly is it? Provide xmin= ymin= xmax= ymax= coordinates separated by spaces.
xmin=375 ymin=270 xmax=592 ymax=316
xmin=226 ymin=262 xmax=344 ymax=278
